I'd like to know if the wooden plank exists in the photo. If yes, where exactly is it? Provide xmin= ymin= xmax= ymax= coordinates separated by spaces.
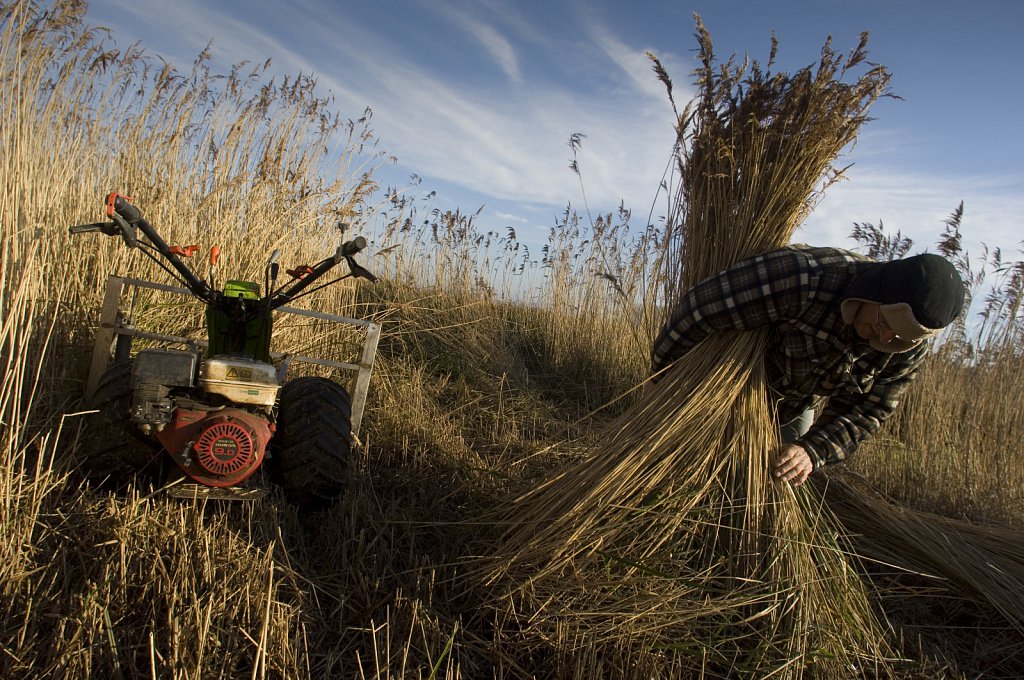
xmin=84 ymin=276 xmax=124 ymax=404
xmin=349 ymin=321 xmax=381 ymax=438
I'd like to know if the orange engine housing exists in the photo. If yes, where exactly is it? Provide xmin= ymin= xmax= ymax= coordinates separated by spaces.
xmin=155 ymin=408 xmax=274 ymax=487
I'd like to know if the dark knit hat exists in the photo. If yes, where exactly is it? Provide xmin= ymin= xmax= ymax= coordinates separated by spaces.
xmin=840 ymin=253 xmax=966 ymax=352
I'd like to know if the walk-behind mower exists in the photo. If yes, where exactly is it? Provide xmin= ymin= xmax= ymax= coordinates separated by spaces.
xmin=71 ymin=193 xmax=380 ymax=509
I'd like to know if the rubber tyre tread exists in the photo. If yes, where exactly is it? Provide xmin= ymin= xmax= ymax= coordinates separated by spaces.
xmin=79 ymin=360 xmax=161 ymax=485
xmin=272 ymin=376 xmax=352 ymax=510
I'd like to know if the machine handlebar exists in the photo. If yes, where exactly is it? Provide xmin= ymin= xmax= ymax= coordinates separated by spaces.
xmin=69 ymin=194 xmax=376 ymax=306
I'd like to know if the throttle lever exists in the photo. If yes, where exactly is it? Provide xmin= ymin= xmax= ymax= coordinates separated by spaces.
xmin=344 ymin=256 xmax=378 ymax=283
xmin=68 ymin=222 xmax=120 ymax=236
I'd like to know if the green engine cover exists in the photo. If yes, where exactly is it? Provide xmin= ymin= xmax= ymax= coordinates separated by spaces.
xmin=223 ymin=280 xmax=261 ymax=300
xmin=206 ymin=280 xmax=272 ymax=361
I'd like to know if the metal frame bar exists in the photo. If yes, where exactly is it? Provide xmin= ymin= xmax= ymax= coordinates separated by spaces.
xmin=85 ymin=275 xmax=380 ymax=437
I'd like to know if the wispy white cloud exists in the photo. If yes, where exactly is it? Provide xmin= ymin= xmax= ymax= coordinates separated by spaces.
xmin=451 ymin=14 xmax=523 ymax=83
xmin=82 ymin=0 xmax=1023 ymax=262
xmin=280 ymin=7 xmax=684 ymax=221
xmin=494 ymin=211 xmax=530 ymax=224
xmin=85 ymin=0 xmax=683 ymax=221
xmin=587 ymin=24 xmax=670 ymax=102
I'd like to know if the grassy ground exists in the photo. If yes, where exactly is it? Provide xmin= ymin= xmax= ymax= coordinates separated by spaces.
xmin=3 ymin=2 xmax=1024 ymax=677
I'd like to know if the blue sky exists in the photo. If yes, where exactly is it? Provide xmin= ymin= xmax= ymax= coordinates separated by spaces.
xmin=83 ymin=0 xmax=1022 ymax=264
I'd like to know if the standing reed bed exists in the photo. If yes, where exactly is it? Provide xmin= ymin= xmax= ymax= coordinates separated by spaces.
xmin=368 ymin=188 xmax=657 ymax=411
xmin=1 ymin=0 xmax=384 ymax=366
xmin=480 ymin=21 xmax=906 ymax=677
xmin=0 ymin=2 xmax=391 ymax=677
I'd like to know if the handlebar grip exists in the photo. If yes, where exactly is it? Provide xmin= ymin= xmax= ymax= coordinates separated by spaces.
xmin=341 ymin=236 xmax=367 ymax=257
xmin=105 ymin=193 xmax=141 ymax=222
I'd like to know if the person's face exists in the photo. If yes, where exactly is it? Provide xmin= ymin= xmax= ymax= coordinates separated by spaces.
xmin=852 ymin=302 xmax=902 ymax=346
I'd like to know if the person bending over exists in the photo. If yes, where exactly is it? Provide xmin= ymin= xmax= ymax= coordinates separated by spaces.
xmin=651 ymin=244 xmax=966 ymax=486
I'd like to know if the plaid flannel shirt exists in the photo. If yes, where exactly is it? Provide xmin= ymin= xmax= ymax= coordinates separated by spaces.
xmin=651 ymin=244 xmax=929 ymax=468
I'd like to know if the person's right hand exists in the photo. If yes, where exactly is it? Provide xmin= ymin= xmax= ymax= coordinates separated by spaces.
xmin=772 ymin=444 xmax=814 ymax=486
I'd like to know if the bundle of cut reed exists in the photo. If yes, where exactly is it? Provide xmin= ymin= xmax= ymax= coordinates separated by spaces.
xmin=814 ymin=468 xmax=1024 ymax=676
xmin=480 ymin=20 xmax=901 ymax=676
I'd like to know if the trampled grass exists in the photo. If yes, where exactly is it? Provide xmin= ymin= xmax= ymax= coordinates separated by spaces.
xmin=2 ymin=2 xmax=1024 ymax=678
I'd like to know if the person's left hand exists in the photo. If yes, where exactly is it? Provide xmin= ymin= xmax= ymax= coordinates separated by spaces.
xmin=772 ymin=444 xmax=814 ymax=486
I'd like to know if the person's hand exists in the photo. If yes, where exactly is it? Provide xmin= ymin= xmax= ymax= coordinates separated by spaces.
xmin=772 ymin=444 xmax=814 ymax=486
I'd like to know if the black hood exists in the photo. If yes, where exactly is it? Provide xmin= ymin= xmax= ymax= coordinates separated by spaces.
xmin=842 ymin=253 xmax=965 ymax=329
